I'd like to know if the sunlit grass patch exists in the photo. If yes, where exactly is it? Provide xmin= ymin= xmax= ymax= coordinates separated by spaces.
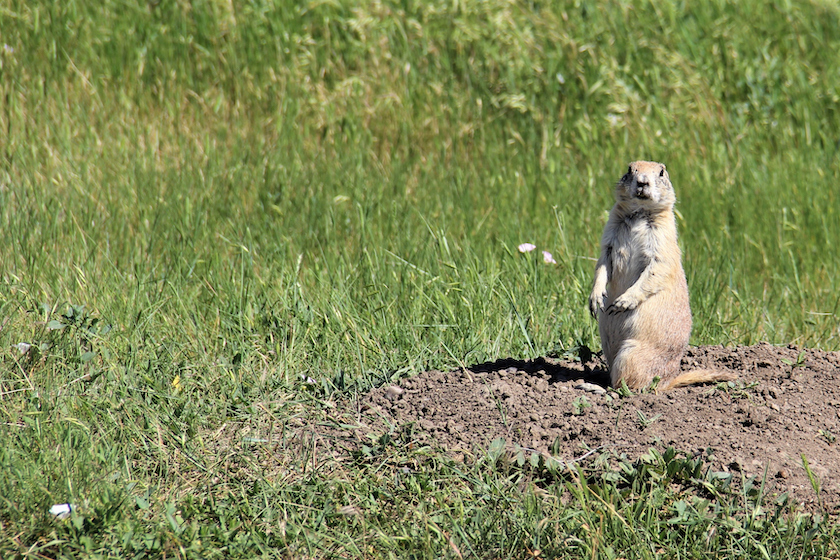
xmin=1 ymin=0 xmax=840 ymax=556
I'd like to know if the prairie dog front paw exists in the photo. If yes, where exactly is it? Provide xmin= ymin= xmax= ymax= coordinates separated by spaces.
xmin=607 ymin=292 xmax=640 ymax=314
xmin=589 ymin=290 xmax=607 ymax=317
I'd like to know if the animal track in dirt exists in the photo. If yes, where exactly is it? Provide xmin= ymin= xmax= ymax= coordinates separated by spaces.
xmin=355 ymin=343 xmax=840 ymax=511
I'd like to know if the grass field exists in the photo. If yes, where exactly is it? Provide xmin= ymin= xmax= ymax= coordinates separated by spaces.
xmin=1 ymin=0 xmax=839 ymax=557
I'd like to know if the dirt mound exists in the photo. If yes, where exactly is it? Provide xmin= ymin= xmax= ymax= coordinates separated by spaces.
xmin=358 ymin=343 xmax=840 ymax=510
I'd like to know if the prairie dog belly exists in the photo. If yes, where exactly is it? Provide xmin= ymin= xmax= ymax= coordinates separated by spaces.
xmin=605 ymin=218 xmax=656 ymax=303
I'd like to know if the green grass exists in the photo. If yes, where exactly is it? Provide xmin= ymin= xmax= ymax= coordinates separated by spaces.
xmin=1 ymin=0 xmax=839 ymax=557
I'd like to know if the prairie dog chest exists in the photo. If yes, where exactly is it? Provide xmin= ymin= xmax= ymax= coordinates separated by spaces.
xmin=609 ymin=214 xmax=657 ymax=277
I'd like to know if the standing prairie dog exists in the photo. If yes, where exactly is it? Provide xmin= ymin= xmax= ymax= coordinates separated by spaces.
xmin=588 ymin=161 xmax=735 ymax=390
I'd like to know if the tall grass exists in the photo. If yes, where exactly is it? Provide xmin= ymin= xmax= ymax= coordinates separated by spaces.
xmin=1 ymin=0 xmax=839 ymax=557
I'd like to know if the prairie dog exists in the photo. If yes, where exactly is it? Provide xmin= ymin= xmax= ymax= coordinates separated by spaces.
xmin=588 ymin=161 xmax=735 ymax=390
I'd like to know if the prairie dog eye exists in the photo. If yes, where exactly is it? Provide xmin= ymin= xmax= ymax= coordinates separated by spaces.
xmin=659 ymin=167 xmax=665 ymax=177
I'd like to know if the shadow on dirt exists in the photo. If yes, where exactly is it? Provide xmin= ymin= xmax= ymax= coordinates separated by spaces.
xmin=467 ymin=353 xmax=611 ymax=388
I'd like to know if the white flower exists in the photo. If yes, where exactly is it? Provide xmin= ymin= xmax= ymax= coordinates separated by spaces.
xmin=542 ymin=251 xmax=557 ymax=264
xmin=50 ymin=503 xmax=72 ymax=519
xmin=518 ymin=243 xmax=536 ymax=253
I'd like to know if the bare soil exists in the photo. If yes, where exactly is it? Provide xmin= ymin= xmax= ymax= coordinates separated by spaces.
xmin=352 ymin=343 xmax=840 ymax=511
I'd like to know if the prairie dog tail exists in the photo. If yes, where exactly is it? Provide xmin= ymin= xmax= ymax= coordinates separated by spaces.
xmin=660 ymin=369 xmax=737 ymax=390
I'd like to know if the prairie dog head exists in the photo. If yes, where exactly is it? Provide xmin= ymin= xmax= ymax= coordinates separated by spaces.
xmin=615 ymin=161 xmax=674 ymax=210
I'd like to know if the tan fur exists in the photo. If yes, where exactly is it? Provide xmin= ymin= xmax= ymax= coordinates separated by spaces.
xmin=588 ymin=161 xmax=735 ymax=391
